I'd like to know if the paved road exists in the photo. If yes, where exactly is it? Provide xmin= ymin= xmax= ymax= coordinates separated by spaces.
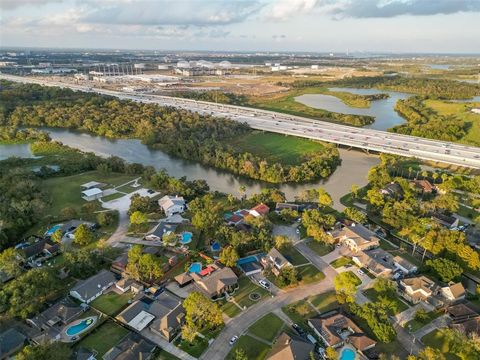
xmin=3 ymin=74 xmax=480 ymax=169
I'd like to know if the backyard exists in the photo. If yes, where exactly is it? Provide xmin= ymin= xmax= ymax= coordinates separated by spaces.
xmin=90 ymin=291 xmax=133 ymax=316
xmin=421 ymin=329 xmax=462 ymax=360
xmin=226 ymin=335 xmax=271 ymax=360
xmin=306 ymin=240 xmax=334 ymax=256
xmin=76 ymin=321 xmax=129 ymax=357
xmin=363 ymin=288 xmax=409 ymax=315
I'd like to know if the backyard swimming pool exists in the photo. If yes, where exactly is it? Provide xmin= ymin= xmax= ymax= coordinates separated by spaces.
xmin=188 ymin=262 xmax=202 ymax=273
xmin=340 ymin=348 xmax=356 ymax=360
xmin=211 ymin=241 xmax=221 ymax=252
xmin=45 ymin=224 xmax=63 ymax=236
xmin=180 ymin=232 xmax=193 ymax=244
xmin=65 ymin=316 xmax=97 ymax=337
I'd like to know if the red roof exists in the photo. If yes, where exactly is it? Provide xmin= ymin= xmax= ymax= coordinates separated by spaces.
xmin=229 ymin=214 xmax=243 ymax=223
xmin=239 ymin=210 xmax=250 ymax=216
xmin=250 ymin=203 xmax=270 ymax=216
xmin=199 ymin=265 xmax=216 ymax=277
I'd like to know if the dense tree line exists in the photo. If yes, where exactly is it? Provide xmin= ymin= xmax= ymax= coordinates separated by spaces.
xmin=0 ymin=81 xmax=340 ymax=183
xmin=391 ymin=96 xmax=467 ymax=141
xmin=0 ymin=126 xmax=50 ymax=143
xmin=171 ymin=90 xmax=248 ymax=105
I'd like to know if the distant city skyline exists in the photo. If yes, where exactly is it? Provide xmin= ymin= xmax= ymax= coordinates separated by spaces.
xmin=1 ymin=0 xmax=480 ymax=53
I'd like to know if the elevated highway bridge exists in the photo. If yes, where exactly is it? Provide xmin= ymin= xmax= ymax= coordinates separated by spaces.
xmin=2 ymin=73 xmax=480 ymax=169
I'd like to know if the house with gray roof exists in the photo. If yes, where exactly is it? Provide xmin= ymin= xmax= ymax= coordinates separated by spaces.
xmin=0 ymin=328 xmax=26 ymax=359
xmin=158 ymin=195 xmax=186 ymax=217
xmin=266 ymin=332 xmax=314 ymax=360
xmin=103 ymin=333 xmax=156 ymax=360
xmin=144 ymin=222 xmax=177 ymax=242
xmin=70 ymin=270 xmax=116 ymax=304
xmin=27 ymin=297 xmax=84 ymax=331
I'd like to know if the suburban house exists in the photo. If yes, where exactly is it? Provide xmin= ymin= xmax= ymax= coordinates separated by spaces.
xmin=190 ymin=264 xmax=238 ymax=299
xmin=224 ymin=209 xmax=250 ymax=226
xmin=18 ymin=239 xmax=60 ymax=266
xmin=116 ymin=292 xmax=185 ymax=341
xmin=398 ymin=276 xmax=439 ymax=304
xmin=336 ymin=223 xmax=380 ymax=253
xmin=266 ymin=332 xmax=314 ymax=360
xmin=249 ymin=203 xmax=270 ymax=217
xmin=452 ymin=317 xmax=480 ymax=337
xmin=411 ymin=179 xmax=436 ymax=194
xmin=27 ymin=298 xmax=86 ymax=345
xmin=447 ymin=304 xmax=479 ymax=323
xmin=432 ymin=212 xmax=460 ymax=229
xmin=158 ymin=195 xmax=186 ymax=217
xmin=261 ymin=248 xmax=293 ymax=276
xmin=393 ymin=256 xmax=418 ymax=275
xmin=103 ymin=333 xmax=156 ymax=360
xmin=352 ymin=248 xmax=395 ymax=278
xmin=0 ymin=328 xmax=27 ymax=359
xmin=308 ymin=313 xmax=376 ymax=352
xmin=144 ymin=222 xmax=177 ymax=242
xmin=174 ymin=272 xmax=194 ymax=288
xmin=380 ymin=182 xmax=404 ymax=199
xmin=70 ymin=270 xmax=116 ymax=304
xmin=81 ymin=187 xmax=104 ymax=202
xmin=275 ymin=203 xmax=303 ymax=212
xmin=440 ymin=282 xmax=466 ymax=304
xmin=111 ymin=253 xmax=129 ymax=275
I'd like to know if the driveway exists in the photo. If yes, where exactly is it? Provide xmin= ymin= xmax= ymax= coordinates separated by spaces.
xmin=272 ymin=224 xmax=300 ymax=243
xmin=142 ymin=328 xmax=196 ymax=360
xmin=414 ymin=314 xmax=451 ymax=340
xmin=395 ymin=303 xmax=432 ymax=327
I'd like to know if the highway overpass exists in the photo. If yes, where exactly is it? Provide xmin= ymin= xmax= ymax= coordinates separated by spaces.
xmin=2 ymin=73 xmax=480 ymax=169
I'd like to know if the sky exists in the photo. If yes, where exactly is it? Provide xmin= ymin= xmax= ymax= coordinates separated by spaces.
xmin=1 ymin=0 xmax=480 ymax=53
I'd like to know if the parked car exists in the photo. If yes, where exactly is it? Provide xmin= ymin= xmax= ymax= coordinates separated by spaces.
xmin=259 ymin=279 xmax=270 ymax=289
xmin=292 ymin=324 xmax=306 ymax=337
xmin=357 ymin=269 xmax=365 ymax=276
xmin=229 ymin=336 xmax=238 ymax=346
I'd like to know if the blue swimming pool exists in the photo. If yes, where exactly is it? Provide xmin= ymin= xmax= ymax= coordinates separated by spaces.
xmin=237 ymin=254 xmax=264 ymax=265
xmin=180 ymin=232 xmax=193 ymax=244
xmin=188 ymin=262 xmax=202 ymax=273
xmin=65 ymin=317 xmax=96 ymax=337
xmin=340 ymin=348 xmax=355 ymax=360
xmin=45 ymin=224 xmax=63 ymax=236
xmin=211 ymin=241 xmax=221 ymax=252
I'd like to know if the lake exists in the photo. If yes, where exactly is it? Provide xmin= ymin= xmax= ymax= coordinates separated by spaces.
xmin=0 ymin=128 xmax=379 ymax=210
xmin=295 ymin=87 xmax=410 ymax=131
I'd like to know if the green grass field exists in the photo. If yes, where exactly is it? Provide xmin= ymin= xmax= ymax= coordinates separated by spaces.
xmin=308 ymin=291 xmax=339 ymax=313
xmin=248 ymin=313 xmax=285 ymax=343
xmin=281 ymin=246 xmax=309 ymax=266
xmin=221 ymin=277 xmax=269 ymax=318
xmin=330 ymin=256 xmax=353 ymax=268
xmin=226 ymin=335 xmax=271 ymax=360
xmin=282 ymin=300 xmax=317 ymax=332
xmin=77 ymin=321 xmax=129 ymax=357
xmin=42 ymin=170 xmax=137 ymax=216
xmin=90 ymin=291 xmax=133 ymax=316
xmin=404 ymin=310 xmax=442 ymax=333
xmin=297 ymin=265 xmax=326 ymax=285
xmin=363 ymin=288 xmax=409 ymax=315
xmin=307 ymin=240 xmax=334 ymax=256
xmin=231 ymin=131 xmax=325 ymax=166
xmin=425 ymin=99 xmax=480 ymax=147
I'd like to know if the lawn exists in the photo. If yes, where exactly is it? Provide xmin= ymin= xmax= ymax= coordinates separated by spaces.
xmin=101 ymin=192 xmax=125 ymax=202
xmin=404 ymin=310 xmax=442 ymax=333
xmin=363 ymin=288 xmax=409 ymax=315
xmin=308 ymin=291 xmax=339 ymax=313
xmin=155 ymin=350 xmax=180 ymax=360
xmin=297 ymin=265 xmax=325 ymax=285
xmin=221 ymin=277 xmax=269 ymax=318
xmin=379 ymin=239 xmax=397 ymax=251
xmin=421 ymin=330 xmax=462 ymax=360
xmin=307 ymin=240 xmax=334 ymax=256
xmin=175 ymin=335 xmax=210 ymax=358
xmin=330 ymin=256 xmax=353 ymax=268
xmin=231 ymin=131 xmax=326 ymax=166
xmin=226 ymin=335 xmax=271 ymax=360
xmin=281 ymin=246 xmax=309 ymax=266
xmin=90 ymin=291 xmax=133 ymax=316
xmin=76 ymin=321 xmax=129 ymax=357
xmin=342 ymin=271 xmax=362 ymax=286
xmin=282 ymin=300 xmax=317 ymax=331
xmin=42 ymin=170 xmax=137 ymax=216
xmin=248 ymin=313 xmax=285 ymax=343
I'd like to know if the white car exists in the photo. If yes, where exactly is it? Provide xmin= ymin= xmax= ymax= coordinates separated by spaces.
xmin=357 ymin=269 xmax=365 ymax=276
xmin=258 ymin=279 xmax=271 ymax=289
xmin=229 ymin=336 xmax=238 ymax=346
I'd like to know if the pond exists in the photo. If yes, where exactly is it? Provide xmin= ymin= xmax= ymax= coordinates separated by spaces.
xmin=295 ymin=87 xmax=410 ymax=131
xmin=0 ymin=128 xmax=380 ymax=210
xmin=0 ymin=142 xmax=40 ymax=161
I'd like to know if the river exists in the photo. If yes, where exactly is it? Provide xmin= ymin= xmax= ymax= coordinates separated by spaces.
xmin=295 ymin=87 xmax=410 ymax=131
xmin=0 ymin=128 xmax=379 ymax=210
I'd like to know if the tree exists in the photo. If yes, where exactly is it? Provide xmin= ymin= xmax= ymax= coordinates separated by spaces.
xmin=0 ymin=248 xmax=22 ymax=278
xmin=97 ymin=211 xmax=117 ymax=227
xmin=81 ymin=202 xmax=97 ymax=215
xmin=277 ymin=266 xmax=298 ymax=287
xmin=350 ymin=302 xmax=396 ymax=343
xmin=97 ymin=163 xmax=111 ymax=175
xmin=162 ymin=232 xmax=177 ymax=246
xmin=219 ymin=247 xmax=239 ymax=267
xmin=372 ymin=277 xmax=396 ymax=295
xmin=182 ymin=292 xmax=223 ymax=341
xmin=60 ymin=206 xmax=77 ymax=220
xmin=274 ymin=235 xmax=291 ymax=250
xmin=279 ymin=208 xmax=299 ymax=223
xmin=51 ymin=228 xmax=63 ymax=243
xmin=73 ymin=224 xmax=95 ymax=246
xmin=417 ymin=347 xmax=446 ymax=360
xmin=233 ymin=349 xmax=248 ymax=360
xmin=128 ymin=194 xmax=157 ymax=215
xmin=351 ymin=184 xmax=360 ymax=199
xmin=126 ymin=245 xmax=163 ymax=283
xmin=334 ymin=272 xmax=358 ymax=304
xmin=189 ymin=194 xmax=223 ymax=237
xmin=414 ymin=308 xmax=428 ymax=322
xmin=426 ymin=258 xmax=463 ymax=282
xmin=130 ymin=211 xmax=148 ymax=225
xmin=64 ymin=248 xmax=104 ymax=279
xmin=17 ymin=342 xmax=72 ymax=360
xmin=325 ymin=347 xmax=338 ymax=360
xmin=318 ymin=188 xmax=333 ymax=208
xmin=343 ymin=207 xmax=367 ymax=224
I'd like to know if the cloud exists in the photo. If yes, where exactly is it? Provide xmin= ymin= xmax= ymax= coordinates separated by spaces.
xmin=82 ymin=0 xmax=263 ymax=26
xmin=0 ymin=0 xmax=63 ymax=10
xmin=268 ymin=0 xmax=318 ymax=21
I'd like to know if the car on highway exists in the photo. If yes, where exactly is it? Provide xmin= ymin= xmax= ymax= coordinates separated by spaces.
xmin=229 ymin=336 xmax=238 ymax=346
xmin=259 ymin=279 xmax=270 ymax=289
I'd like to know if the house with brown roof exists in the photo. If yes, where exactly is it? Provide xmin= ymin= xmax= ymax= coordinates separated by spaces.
xmin=190 ymin=264 xmax=238 ymax=299
xmin=411 ymin=180 xmax=435 ymax=194
xmin=261 ymin=248 xmax=292 ymax=277
xmin=249 ymin=203 xmax=270 ymax=217
xmin=266 ymin=332 xmax=314 ymax=360
xmin=447 ymin=304 xmax=478 ymax=323
xmin=308 ymin=313 xmax=376 ymax=352
xmin=398 ymin=276 xmax=439 ymax=304
xmin=352 ymin=248 xmax=395 ymax=278
xmin=336 ymin=223 xmax=380 ymax=253
xmin=451 ymin=317 xmax=480 ymax=337
xmin=440 ymin=282 xmax=466 ymax=304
